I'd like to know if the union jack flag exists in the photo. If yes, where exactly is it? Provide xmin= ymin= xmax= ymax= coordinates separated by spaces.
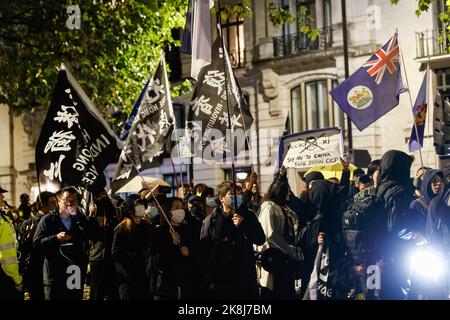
xmin=362 ymin=33 xmax=400 ymax=85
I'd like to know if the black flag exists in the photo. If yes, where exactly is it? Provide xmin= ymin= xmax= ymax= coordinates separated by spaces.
xmin=35 ymin=65 xmax=121 ymax=194
xmin=110 ymin=58 xmax=175 ymax=194
xmin=186 ymin=35 xmax=253 ymax=162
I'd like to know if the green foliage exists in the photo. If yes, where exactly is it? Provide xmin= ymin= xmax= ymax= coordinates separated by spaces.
xmin=268 ymin=3 xmax=295 ymax=25
xmin=268 ymin=3 xmax=320 ymax=41
xmin=211 ymin=0 xmax=252 ymax=22
xmin=391 ymin=0 xmax=450 ymax=52
xmin=0 ymin=0 xmax=188 ymax=117
xmin=171 ymin=79 xmax=193 ymax=98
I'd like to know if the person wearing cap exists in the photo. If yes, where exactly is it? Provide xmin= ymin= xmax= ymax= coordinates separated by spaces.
xmin=0 ymin=186 xmax=23 ymax=299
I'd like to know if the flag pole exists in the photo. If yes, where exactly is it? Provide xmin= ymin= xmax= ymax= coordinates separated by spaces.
xmin=161 ymin=54 xmax=186 ymax=188
xmin=425 ymin=30 xmax=431 ymax=167
xmin=399 ymin=36 xmax=425 ymax=169
xmin=222 ymin=41 xmax=253 ymax=173
xmin=124 ymin=152 xmax=175 ymax=233
xmin=341 ymin=0 xmax=353 ymax=157
xmin=218 ymin=0 xmax=239 ymax=212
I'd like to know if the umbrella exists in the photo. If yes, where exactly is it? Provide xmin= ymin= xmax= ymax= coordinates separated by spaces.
xmin=305 ymin=163 xmax=357 ymax=180
xmin=115 ymin=176 xmax=170 ymax=193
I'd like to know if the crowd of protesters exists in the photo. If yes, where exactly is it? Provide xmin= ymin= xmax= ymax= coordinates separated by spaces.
xmin=0 ymin=149 xmax=449 ymax=300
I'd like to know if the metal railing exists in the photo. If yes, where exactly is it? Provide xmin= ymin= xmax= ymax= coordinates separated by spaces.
xmin=416 ymin=29 xmax=450 ymax=58
xmin=272 ymin=27 xmax=333 ymax=58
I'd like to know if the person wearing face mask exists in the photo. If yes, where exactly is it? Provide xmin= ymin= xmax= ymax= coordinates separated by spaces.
xmin=155 ymin=197 xmax=194 ymax=299
xmin=200 ymin=181 xmax=265 ymax=300
xmin=32 ymin=186 xmax=94 ymax=300
xmin=410 ymin=170 xmax=445 ymax=234
xmin=426 ymin=165 xmax=450 ymax=265
xmin=111 ymin=196 xmax=154 ymax=300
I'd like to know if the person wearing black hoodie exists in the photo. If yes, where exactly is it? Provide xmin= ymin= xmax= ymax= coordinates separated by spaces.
xmin=426 ymin=167 xmax=450 ymax=255
xmin=372 ymin=150 xmax=424 ymax=300
xmin=299 ymin=180 xmax=354 ymax=300
xmin=410 ymin=169 xmax=445 ymax=234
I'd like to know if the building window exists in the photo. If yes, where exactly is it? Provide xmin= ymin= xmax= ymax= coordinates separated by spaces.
xmin=305 ymin=80 xmax=328 ymax=129
xmin=436 ymin=68 xmax=450 ymax=99
xmin=221 ymin=6 xmax=245 ymax=68
xmin=173 ymin=102 xmax=186 ymax=129
xmin=291 ymin=79 xmax=343 ymax=132
xmin=164 ymin=173 xmax=188 ymax=196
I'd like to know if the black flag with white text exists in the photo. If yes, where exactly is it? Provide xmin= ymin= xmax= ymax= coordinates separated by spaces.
xmin=35 ymin=65 xmax=121 ymax=194
xmin=109 ymin=58 xmax=175 ymax=194
xmin=186 ymin=35 xmax=253 ymax=162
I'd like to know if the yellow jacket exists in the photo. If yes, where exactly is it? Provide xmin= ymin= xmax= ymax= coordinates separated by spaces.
xmin=0 ymin=212 xmax=22 ymax=285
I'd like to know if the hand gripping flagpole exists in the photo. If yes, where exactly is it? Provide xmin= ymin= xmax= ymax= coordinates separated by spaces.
xmin=217 ymin=0 xmax=239 ymax=213
xmin=399 ymin=33 xmax=425 ymax=169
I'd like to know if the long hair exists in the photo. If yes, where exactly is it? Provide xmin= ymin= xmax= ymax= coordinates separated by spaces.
xmin=263 ymin=177 xmax=290 ymax=207
xmin=159 ymin=197 xmax=184 ymax=226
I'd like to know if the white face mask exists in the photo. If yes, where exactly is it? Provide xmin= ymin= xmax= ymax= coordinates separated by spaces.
xmin=134 ymin=205 xmax=146 ymax=218
xmin=171 ymin=209 xmax=185 ymax=224
xmin=146 ymin=206 xmax=159 ymax=218
xmin=62 ymin=208 xmax=76 ymax=217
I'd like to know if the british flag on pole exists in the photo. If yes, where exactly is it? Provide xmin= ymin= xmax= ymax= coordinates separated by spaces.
xmin=331 ymin=33 xmax=406 ymax=131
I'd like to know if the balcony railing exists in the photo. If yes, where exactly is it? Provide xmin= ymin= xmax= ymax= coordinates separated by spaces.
xmin=416 ymin=29 xmax=450 ymax=58
xmin=272 ymin=27 xmax=333 ymax=58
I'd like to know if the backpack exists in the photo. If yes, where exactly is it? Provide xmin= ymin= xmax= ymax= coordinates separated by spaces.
xmin=342 ymin=187 xmax=377 ymax=264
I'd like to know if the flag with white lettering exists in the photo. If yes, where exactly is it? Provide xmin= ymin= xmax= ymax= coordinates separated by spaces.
xmin=35 ymin=64 xmax=121 ymax=194
xmin=109 ymin=58 xmax=175 ymax=194
xmin=186 ymin=35 xmax=253 ymax=162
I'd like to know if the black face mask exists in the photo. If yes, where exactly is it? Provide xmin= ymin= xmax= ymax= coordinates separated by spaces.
xmin=189 ymin=205 xmax=204 ymax=218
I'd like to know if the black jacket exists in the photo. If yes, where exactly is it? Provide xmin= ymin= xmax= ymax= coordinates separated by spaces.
xmin=32 ymin=211 xmax=93 ymax=286
xmin=410 ymin=169 xmax=444 ymax=233
xmin=426 ymin=187 xmax=450 ymax=253
xmin=374 ymin=150 xmax=416 ymax=259
xmin=200 ymin=203 xmax=265 ymax=299
xmin=299 ymin=180 xmax=353 ymax=299
xmin=111 ymin=220 xmax=154 ymax=299
xmin=88 ymin=199 xmax=120 ymax=261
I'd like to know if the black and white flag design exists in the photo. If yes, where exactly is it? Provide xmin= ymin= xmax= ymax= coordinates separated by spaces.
xmin=186 ymin=34 xmax=253 ymax=162
xmin=109 ymin=58 xmax=175 ymax=194
xmin=35 ymin=64 xmax=121 ymax=194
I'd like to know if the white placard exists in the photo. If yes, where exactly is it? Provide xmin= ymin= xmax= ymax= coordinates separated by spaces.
xmin=282 ymin=131 xmax=342 ymax=169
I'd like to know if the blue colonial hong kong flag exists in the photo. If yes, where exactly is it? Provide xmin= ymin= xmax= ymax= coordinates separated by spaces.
xmin=408 ymin=71 xmax=428 ymax=152
xmin=331 ymin=33 xmax=406 ymax=131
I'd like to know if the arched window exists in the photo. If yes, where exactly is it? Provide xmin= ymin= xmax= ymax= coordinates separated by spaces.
xmin=291 ymin=79 xmax=344 ymax=132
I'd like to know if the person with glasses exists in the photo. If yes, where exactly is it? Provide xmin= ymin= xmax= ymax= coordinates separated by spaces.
xmin=33 ymin=186 xmax=93 ymax=300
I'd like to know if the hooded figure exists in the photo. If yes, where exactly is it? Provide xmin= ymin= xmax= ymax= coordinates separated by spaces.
xmin=373 ymin=150 xmax=418 ymax=300
xmin=426 ymin=181 xmax=450 ymax=253
xmin=300 ymin=180 xmax=353 ymax=300
xmin=410 ymin=169 xmax=445 ymax=233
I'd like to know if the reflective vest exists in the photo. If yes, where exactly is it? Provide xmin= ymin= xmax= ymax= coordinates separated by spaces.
xmin=0 ymin=211 xmax=22 ymax=285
